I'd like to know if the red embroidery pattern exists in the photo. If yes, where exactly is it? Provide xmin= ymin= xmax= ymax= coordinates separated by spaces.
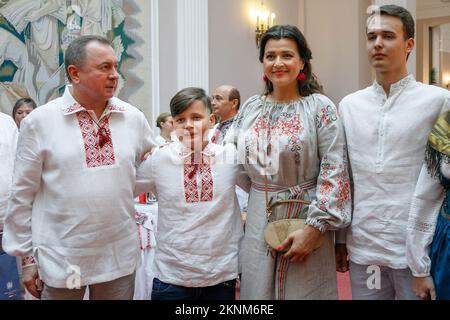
xmin=183 ymin=154 xmax=214 ymax=203
xmin=184 ymin=161 xmax=200 ymax=203
xmin=76 ymin=112 xmax=116 ymax=168
xmin=107 ymin=104 xmax=126 ymax=112
xmin=316 ymin=105 xmax=338 ymax=129
xmin=200 ymin=156 xmax=213 ymax=201
xmin=63 ymin=103 xmax=83 ymax=114
xmin=317 ymin=196 xmax=330 ymax=211
xmin=336 ymin=171 xmax=351 ymax=211
xmin=319 ymin=181 xmax=334 ymax=195
xmin=249 ymin=113 xmax=305 ymax=164
xmin=320 ymin=157 xmax=337 ymax=180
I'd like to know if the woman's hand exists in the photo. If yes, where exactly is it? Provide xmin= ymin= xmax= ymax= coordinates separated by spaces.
xmin=413 ymin=276 xmax=436 ymax=300
xmin=141 ymin=146 xmax=157 ymax=161
xmin=279 ymin=225 xmax=322 ymax=262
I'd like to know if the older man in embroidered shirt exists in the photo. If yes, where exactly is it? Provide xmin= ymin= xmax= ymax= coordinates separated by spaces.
xmin=337 ymin=5 xmax=450 ymax=299
xmin=2 ymin=35 xmax=156 ymax=300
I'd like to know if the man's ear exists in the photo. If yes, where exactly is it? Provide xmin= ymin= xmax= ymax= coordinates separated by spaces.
xmin=209 ymin=113 xmax=216 ymax=128
xmin=231 ymin=99 xmax=239 ymax=111
xmin=67 ymin=65 xmax=80 ymax=84
xmin=406 ymin=38 xmax=415 ymax=54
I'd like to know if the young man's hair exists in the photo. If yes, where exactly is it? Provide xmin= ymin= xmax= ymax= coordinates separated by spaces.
xmin=64 ymin=35 xmax=112 ymax=83
xmin=170 ymin=87 xmax=212 ymax=117
xmin=368 ymin=4 xmax=415 ymax=40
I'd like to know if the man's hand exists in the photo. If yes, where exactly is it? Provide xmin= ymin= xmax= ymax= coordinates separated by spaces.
xmin=279 ymin=225 xmax=322 ymax=262
xmin=22 ymin=265 xmax=43 ymax=299
xmin=413 ymin=276 xmax=436 ymax=300
xmin=335 ymin=243 xmax=349 ymax=273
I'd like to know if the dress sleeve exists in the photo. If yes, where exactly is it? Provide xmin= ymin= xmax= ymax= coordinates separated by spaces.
xmin=305 ymin=98 xmax=352 ymax=233
xmin=406 ymin=164 xmax=445 ymax=277
xmin=3 ymin=117 xmax=42 ymax=257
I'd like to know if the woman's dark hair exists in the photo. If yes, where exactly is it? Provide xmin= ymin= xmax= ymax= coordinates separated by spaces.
xmin=12 ymin=98 xmax=37 ymax=119
xmin=259 ymin=24 xmax=323 ymax=97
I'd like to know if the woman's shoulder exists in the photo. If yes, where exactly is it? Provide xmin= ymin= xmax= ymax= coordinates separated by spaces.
xmin=307 ymin=93 xmax=337 ymax=108
xmin=241 ymin=95 xmax=262 ymax=109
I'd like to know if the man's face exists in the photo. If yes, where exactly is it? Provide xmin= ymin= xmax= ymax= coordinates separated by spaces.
xmin=173 ymin=100 xmax=215 ymax=151
xmin=366 ymin=15 xmax=414 ymax=74
xmin=71 ymin=41 xmax=119 ymax=104
xmin=212 ymin=86 xmax=236 ymax=122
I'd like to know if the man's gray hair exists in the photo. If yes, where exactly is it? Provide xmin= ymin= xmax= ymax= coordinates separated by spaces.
xmin=64 ymin=35 xmax=112 ymax=83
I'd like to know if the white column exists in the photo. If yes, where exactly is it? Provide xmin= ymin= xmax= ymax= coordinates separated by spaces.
xmin=177 ymin=0 xmax=209 ymax=92
xmin=374 ymin=0 xmax=417 ymax=76
xmin=150 ymin=0 xmax=160 ymax=131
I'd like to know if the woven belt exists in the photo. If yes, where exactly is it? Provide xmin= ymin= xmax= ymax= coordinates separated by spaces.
xmin=252 ymin=179 xmax=317 ymax=193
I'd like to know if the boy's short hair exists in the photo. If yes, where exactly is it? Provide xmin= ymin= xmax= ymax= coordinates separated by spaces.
xmin=170 ymin=87 xmax=212 ymax=117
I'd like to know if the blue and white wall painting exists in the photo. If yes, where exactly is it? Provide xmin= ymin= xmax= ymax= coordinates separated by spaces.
xmin=0 ymin=0 xmax=141 ymax=115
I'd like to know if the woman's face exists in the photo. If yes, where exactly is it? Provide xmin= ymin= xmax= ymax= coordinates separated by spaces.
xmin=161 ymin=116 xmax=174 ymax=132
xmin=14 ymin=104 xmax=34 ymax=128
xmin=263 ymin=38 xmax=305 ymax=90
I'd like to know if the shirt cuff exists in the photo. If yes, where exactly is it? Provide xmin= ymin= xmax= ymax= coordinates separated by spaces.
xmin=22 ymin=256 xmax=37 ymax=268
xmin=305 ymin=217 xmax=328 ymax=233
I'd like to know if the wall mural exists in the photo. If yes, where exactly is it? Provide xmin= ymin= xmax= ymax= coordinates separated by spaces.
xmin=0 ymin=0 xmax=137 ymax=116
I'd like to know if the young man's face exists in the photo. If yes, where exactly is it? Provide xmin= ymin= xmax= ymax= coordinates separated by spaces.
xmin=173 ymin=100 xmax=215 ymax=151
xmin=366 ymin=15 xmax=414 ymax=74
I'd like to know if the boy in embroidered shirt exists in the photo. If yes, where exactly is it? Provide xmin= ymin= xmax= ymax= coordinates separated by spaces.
xmin=136 ymin=87 xmax=250 ymax=300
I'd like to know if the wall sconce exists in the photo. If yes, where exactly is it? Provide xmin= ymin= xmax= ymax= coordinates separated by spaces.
xmin=252 ymin=0 xmax=275 ymax=47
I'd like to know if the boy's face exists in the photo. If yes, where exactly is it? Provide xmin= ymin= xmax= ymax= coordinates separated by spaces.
xmin=173 ymin=100 xmax=215 ymax=151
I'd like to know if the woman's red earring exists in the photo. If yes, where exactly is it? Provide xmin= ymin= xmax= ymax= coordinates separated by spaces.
xmin=297 ymin=72 xmax=307 ymax=81
xmin=263 ymin=74 xmax=269 ymax=82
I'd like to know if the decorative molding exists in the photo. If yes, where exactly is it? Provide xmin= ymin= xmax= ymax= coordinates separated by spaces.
xmin=417 ymin=0 xmax=450 ymax=20
xmin=176 ymin=0 xmax=209 ymax=92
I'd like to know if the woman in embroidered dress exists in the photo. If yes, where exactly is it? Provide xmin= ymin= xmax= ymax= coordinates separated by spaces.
xmin=407 ymin=110 xmax=450 ymax=300
xmin=227 ymin=25 xmax=351 ymax=300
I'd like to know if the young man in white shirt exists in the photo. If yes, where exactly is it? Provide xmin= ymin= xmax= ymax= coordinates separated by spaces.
xmin=337 ymin=5 xmax=450 ymax=299
xmin=2 ymin=35 xmax=155 ymax=300
xmin=136 ymin=87 xmax=250 ymax=300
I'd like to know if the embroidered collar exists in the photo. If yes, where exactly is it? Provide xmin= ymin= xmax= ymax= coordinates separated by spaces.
xmin=175 ymin=141 xmax=215 ymax=160
xmin=220 ymin=117 xmax=235 ymax=128
xmin=60 ymin=86 xmax=127 ymax=116
xmin=372 ymin=74 xmax=415 ymax=97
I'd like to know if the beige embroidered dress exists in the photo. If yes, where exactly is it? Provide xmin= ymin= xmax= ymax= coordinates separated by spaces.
xmin=227 ymin=93 xmax=351 ymax=300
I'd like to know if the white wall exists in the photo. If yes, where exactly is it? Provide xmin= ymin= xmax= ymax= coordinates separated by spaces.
xmin=208 ymin=0 xmax=300 ymax=104
xmin=303 ymin=0 xmax=372 ymax=104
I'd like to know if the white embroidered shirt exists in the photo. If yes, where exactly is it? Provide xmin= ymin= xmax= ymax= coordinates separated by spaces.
xmin=2 ymin=86 xmax=156 ymax=287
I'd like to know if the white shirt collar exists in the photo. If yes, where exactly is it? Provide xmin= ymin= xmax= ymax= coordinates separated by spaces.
xmin=372 ymin=74 xmax=415 ymax=97
xmin=60 ymin=85 xmax=127 ymax=116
